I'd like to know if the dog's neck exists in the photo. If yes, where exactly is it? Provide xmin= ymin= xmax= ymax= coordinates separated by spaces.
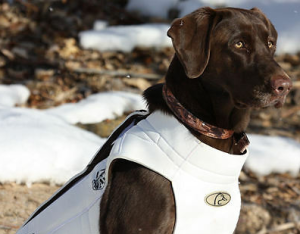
xmin=162 ymin=84 xmax=235 ymax=139
xmin=143 ymin=55 xmax=251 ymax=154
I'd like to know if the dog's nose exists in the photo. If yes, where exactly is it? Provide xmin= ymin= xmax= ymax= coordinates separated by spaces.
xmin=271 ymin=76 xmax=293 ymax=96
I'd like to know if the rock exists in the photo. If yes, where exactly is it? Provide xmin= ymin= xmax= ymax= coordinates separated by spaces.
xmin=77 ymin=115 xmax=127 ymax=138
xmin=65 ymin=61 xmax=81 ymax=70
xmin=12 ymin=47 xmax=29 ymax=59
xmin=287 ymin=208 xmax=300 ymax=223
xmin=277 ymin=61 xmax=292 ymax=71
xmin=1 ymin=49 xmax=15 ymax=60
xmin=235 ymin=203 xmax=271 ymax=234
xmin=34 ymin=69 xmax=55 ymax=80
xmin=0 ymin=56 xmax=6 ymax=67
xmin=293 ymin=88 xmax=300 ymax=105
xmin=123 ymin=77 xmax=151 ymax=90
xmin=284 ymin=54 xmax=300 ymax=67
xmin=58 ymin=38 xmax=80 ymax=59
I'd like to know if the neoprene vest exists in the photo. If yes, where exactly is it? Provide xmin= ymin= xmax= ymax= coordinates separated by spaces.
xmin=16 ymin=110 xmax=248 ymax=234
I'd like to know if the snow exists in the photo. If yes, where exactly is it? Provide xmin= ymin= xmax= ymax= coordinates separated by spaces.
xmin=126 ymin=0 xmax=178 ymax=19
xmin=0 ymin=84 xmax=30 ymax=107
xmin=178 ymin=0 xmax=206 ymax=17
xmin=79 ymin=24 xmax=172 ymax=52
xmin=0 ymin=86 xmax=146 ymax=185
xmin=93 ymin=20 xmax=108 ymax=31
xmin=45 ymin=91 xmax=146 ymax=124
xmin=246 ymin=135 xmax=300 ymax=176
xmin=0 ymin=106 xmax=105 ymax=186
xmin=80 ymin=0 xmax=300 ymax=54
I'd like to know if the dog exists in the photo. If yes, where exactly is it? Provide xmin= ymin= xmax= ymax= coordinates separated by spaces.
xmin=17 ymin=6 xmax=292 ymax=234
xmin=99 ymin=7 xmax=292 ymax=234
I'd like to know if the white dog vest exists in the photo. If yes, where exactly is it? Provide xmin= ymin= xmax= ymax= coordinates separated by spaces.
xmin=17 ymin=110 xmax=248 ymax=234
xmin=107 ymin=111 xmax=248 ymax=234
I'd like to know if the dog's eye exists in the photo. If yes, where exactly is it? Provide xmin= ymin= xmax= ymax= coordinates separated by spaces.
xmin=268 ymin=41 xmax=274 ymax=49
xmin=235 ymin=41 xmax=245 ymax=49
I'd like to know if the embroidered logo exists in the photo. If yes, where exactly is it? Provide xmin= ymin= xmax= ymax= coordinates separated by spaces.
xmin=205 ymin=192 xmax=231 ymax=207
xmin=92 ymin=169 xmax=106 ymax=190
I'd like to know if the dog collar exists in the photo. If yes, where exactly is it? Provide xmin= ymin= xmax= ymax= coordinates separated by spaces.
xmin=162 ymin=84 xmax=234 ymax=139
xmin=162 ymin=84 xmax=250 ymax=153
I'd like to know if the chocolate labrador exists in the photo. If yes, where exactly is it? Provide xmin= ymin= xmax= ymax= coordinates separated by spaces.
xmin=15 ymin=6 xmax=293 ymax=234
xmin=100 ymin=7 xmax=292 ymax=234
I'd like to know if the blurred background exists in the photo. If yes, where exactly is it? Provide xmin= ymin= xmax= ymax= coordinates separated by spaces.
xmin=0 ymin=0 xmax=300 ymax=233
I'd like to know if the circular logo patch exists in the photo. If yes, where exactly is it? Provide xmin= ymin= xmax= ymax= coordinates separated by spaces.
xmin=205 ymin=192 xmax=231 ymax=207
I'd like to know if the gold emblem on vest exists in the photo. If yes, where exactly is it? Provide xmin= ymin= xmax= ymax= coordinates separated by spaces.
xmin=205 ymin=192 xmax=231 ymax=207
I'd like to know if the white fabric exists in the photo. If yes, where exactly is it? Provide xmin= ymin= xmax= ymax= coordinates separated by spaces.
xmin=17 ymin=110 xmax=248 ymax=234
xmin=16 ymin=159 xmax=107 ymax=234
xmin=15 ymin=111 xmax=148 ymax=234
xmin=108 ymin=111 xmax=248 ymax=234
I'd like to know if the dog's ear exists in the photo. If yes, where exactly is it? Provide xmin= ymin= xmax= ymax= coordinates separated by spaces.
xmin=167 ymin=8 xmax=216 ymax=79
xmin=251 ymin=7 xmax=278 ymax=40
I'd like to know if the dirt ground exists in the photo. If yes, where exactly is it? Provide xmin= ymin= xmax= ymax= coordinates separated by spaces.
xmin=2 ymin=171 xmax=300 ymax=234
xmin=0 ymin=183 xmax=60 ymax=234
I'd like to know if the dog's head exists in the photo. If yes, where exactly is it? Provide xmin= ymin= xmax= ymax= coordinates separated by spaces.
xmin=167 ymin=7 xmax=292 ymax=109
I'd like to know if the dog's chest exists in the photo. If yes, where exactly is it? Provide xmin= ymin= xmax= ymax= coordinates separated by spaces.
xmin=108 ymin=111 xmax=248 ymax=234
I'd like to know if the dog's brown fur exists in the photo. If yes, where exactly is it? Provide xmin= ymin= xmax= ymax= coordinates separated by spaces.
xmin=100 ymin=7 xmax=292 ymax=233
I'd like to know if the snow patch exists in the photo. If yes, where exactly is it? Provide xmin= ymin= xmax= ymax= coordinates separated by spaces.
xmin=93 ymin=20 xmax=108 ymax=31
xmin=79 ymin=24 xmax=172 ymax=52
xmin=246 ymin=134 xmax=300 ymax=176
xmin=0 ymin=84 xmax=30 ymax=107
xmin=126 ymin=0 xmax=178 ymax=19
xmin=0 ymin=107 xmax=105 ymax=186
xmin=46 ymin=91 xmax=146 ymax=124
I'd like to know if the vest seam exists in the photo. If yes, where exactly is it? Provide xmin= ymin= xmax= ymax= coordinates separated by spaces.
xmin=143 ymin=118 xmax=196 ymax=162
xmin=171 ymin=143 xmax=200 ymax=180
xmin=143 ymin=117 xmax=239 ymax=181
xmin=48 ymin=195 xmax=102 ymax=234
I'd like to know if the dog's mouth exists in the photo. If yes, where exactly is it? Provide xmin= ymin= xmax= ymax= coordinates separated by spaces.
xmin=234 ymin=94 xmax=287 ymax=109
xmin=272 ymin=96 xmax=287 ymax=108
